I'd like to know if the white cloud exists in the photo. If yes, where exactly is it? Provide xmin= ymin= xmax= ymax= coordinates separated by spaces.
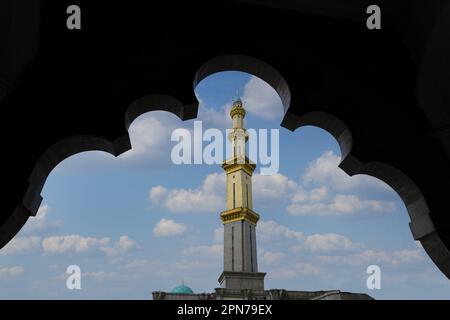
xmin=300 ymin=233 xmax=363 ymax=252
xmin=42 ymin=235 xmax=110 ymax=254
xmin=22 ymin=204 xmax=63 ymax=234
xmin=150 ymin=154 xmax=395 ymax=218
xmin=153 ymin=219 xmax=187 ymax=237
xmin=253 ymin=173 xmax=299 ymax=203
xmin=302 ymin=151 xmax=388 ymax=192
xmin=41 ymin=235 xmax=137 ymax=257
xmin=0 ymin=236 xmax=41 ymax=255
xmin=25 ymin=204 xmax=49 ymax=231
xmin=258 ymin=220 xmax=362 ymax=254
xmin=257 ymin=220 xmax=304 ymax=242
xmin=149 ymin=173 xmax=226 ymax=213
xmin=119 ymin=112 xmax=182 ymax=166
xmin=309 ymin=187 xmax=328 ymax=202
xmin=0 ymin=266 xmax=25 ymax=279
xmin=317 ymin=248 xmax=425 ymax=267
xmin=149 ymin=186 xmax=168 ymax=203
xmin=261 ymin=251 xmax=284 ymax=265
xmin=57 ymin=111 xmax=184 ymax=170
xmin=99 ymin=236 xmax=138 ymax=257
xmin=287 ymin=194 xmax=396 ymax=216
xmin=197 ymin=103 xmax=231 ymax=129
xmin=286 ymin=153 xmax=396 ymax=216
xmin=291 ymin=189 xmax=307 ymax=203
xmin=290 ymin=186 xmax=327 ymax=204
xmin=242 ymin=76 xmax=284 ymax=121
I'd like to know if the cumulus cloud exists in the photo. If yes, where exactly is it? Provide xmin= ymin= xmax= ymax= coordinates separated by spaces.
xmin=290 ymin=187 xmax=328 ymax=204
xmin=119 ymin=112 xmax=182 ymax=166
xmin=197 ymin=103 xmax=231 ymax=129
xmin=149 ymin=172 xmax=301 ymax=214
xmin=300 ymin=233 xmax=363 ymax=252
xmin=0 ymin=236 xmax=41 ymax=255
xmin=149 ymin=173 xmax=226 ymax=213
xmin=99 ymin=236 xmax=139 ymax=257
xmin=42 ymin=235 xmax=109 ymax=254
xmin=287 ymin=194 xmax=396 ymax=216
xmin=257 ymin=220 xmax=304 ymax=242
xmin=145 ymin=149 xmax=395 ymax=219
xmin=153 ymin=219 xmax=187 ymax=237
xmin=317 ymin=248 xmax=425 ymax=267
xmin=309 ymin=186 xmax=328 ymax=202
xmin=0 ymin=266 xmax=25 ymax=279
xmin=23 ymin=204 xmax=49 ymax=232
xmin=302 ymin=150 xmax=389 ymax=192
xmin=21 ymin=204 xmax=63 ymax=234
xmin=148 ymin=151 xmax=396 ymax=217
xmin=149 ymin=186 xmax=169 ymax=203
xmin=242 ymin=76 xmax=284 ymax=121
xmin=42 ymin=235 xmax=137 ymax=257
xmin=252 ymin=173 xmax=299 ymax=203
xmin=258 ymin=220 xmax=362 ymax=253
xmin=57 ymin=111 xmax=184 ymax=170
xmin=261 ymin=251 xmax=285 ymax=265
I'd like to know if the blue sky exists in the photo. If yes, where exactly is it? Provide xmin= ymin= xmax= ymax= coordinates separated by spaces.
xmin=1 ymin=71 xmax=449 ymax=299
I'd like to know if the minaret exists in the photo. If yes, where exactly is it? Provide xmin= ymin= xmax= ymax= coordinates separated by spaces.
xmin=218 ymin=97 xmax=266 ymax=292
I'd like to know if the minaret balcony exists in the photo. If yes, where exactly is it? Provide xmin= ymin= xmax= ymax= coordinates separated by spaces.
xmin=222 ymin=156 xmax=256 ymax=176
xmin=220 ymin=207 xmax=260 ymax=225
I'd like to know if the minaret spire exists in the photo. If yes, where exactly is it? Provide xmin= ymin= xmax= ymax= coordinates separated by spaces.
xmin=218 ymin=96 xmax=266 ymax=292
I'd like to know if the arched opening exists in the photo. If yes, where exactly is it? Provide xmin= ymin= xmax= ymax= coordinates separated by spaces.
xmin=0 ymin=56 xmax=449 ymax=298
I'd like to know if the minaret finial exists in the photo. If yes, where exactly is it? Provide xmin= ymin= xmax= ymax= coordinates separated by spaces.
xmin=234 ymin=89 xmax=241 ymax=103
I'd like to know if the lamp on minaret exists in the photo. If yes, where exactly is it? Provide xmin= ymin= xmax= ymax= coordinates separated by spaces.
xmin=218 ymin=97 xmax=266 ymax=292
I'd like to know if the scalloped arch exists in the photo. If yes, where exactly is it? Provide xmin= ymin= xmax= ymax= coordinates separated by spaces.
xmin=286 ymin=110 xmax=450 ymax=279
xmin=0 ymin=54 xmax=448 ymax=281
xmin=0 ymin=94 xmax=196 ymax=249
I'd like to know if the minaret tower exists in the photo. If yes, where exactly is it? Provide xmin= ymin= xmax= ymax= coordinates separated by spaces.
xmin=218 ymin=97 xmax=266 ymax=292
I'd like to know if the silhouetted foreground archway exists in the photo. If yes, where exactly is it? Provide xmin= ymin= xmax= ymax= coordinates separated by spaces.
xmin=0 ymin=0 xmax=449 ymax=279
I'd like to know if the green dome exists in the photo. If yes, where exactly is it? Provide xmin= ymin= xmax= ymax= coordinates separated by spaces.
xmin=171 ymin=283 xmax=194 ymax=294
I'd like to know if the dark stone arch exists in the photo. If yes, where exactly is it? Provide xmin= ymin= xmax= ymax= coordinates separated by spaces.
xmin=124 ymin=94 xmax=198 ymax=130
xmin=285 ymin=111 xmax=450 ymax=278
xmin=0 ymin=0 xmax=448 ymax=285
xmin=415 ymin=2 xmax=450 ymax=157
xmin=2 ymin=52 xmax=450 ymax=280
xmin=194 ymin=55 xmax=291 ymax=116
xmin=0 ymin=95 xmax=195 ymax=250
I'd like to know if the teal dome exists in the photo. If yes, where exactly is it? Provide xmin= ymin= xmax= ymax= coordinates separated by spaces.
xmin=171 ymin=283 xmax=194 ymax=294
